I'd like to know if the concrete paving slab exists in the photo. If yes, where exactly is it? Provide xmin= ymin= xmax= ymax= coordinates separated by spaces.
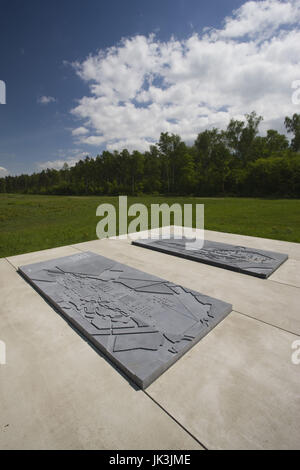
xmin=0 ymin=258 xmax=14 ymax=291
xmin=269 ymin=258 xmax=300 ymax=288
xmin=0 ymin=259 xmax=202 ymax=450
xmin=147 ymin=312 xmax=300 ymax=450
xmin=72 ymin=237 xmax=300 ymax=336
xmin=6 ymin=245 xmax=80 ymax=269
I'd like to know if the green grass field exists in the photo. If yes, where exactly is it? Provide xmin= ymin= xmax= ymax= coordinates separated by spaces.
xmin=0 ymin=194 xmax=299 ymax=258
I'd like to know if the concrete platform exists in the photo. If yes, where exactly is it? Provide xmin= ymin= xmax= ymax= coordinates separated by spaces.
xmin=0 ymin=258 xmax=201 ymax=450
xmin=1 ymin=227 xmax=300 ymax=449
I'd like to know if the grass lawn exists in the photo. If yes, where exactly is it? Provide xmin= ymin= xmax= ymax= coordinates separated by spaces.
xmin=0 ymin=193 xmax=299 ymax=258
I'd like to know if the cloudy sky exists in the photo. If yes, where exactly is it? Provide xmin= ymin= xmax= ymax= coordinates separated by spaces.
xmin=0 ymin=0 xmax=300 ymax=176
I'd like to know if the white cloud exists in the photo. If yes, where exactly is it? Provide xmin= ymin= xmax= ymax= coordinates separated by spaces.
xmin=70 ymin=0 xmax=300 ymax=151
xmin=212 ymin=0 xmax=300 ymax=40
xmin=37 ymin=150 xmax=88 ymax=170
xmin=0 ymin=166 xmax=8 ymax=177
xmin=38 ymin=95 xmax=57 ymax=105
xmin=72 ymin=126 xmax=89 ymax=136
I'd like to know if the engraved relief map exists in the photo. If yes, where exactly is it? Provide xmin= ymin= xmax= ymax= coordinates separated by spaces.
xmin=132 ymin=238 xmax=288 ymax=279
xmin=19 ymin=251 xmax=232 ymax=389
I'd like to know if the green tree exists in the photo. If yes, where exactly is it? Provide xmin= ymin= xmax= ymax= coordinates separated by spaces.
xmin=0 ymin=178 xmax=6 ymax=193
xmin=177 ymin=153 xmax=197 ymax=194
xmin=195 ymin=129 xmax=220 ymax=168
xmin=157 ymin=132 xmax=181 ymax=192
xmin=265 ymin=129 xmax=289 ymax=153
xmin=195 ymin=129 xmax=231 ymax=193
xmin=129 ymin=151 xmax=145 ymax=194
xmin=225 ymin=111 xmax=263 ymax=165
xmin=143 ymin=146 xmax=161 ymax=193
xmin=285 ymin=113 xmax=300 ymax=152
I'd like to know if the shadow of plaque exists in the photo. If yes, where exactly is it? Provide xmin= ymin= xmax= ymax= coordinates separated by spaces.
xmin=19 ymin=251 xmax=232 ymax=389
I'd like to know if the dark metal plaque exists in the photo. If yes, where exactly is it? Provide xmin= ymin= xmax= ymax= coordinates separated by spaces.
xmin=132 ymin=237 xmax=288 ymax=279
xmin=19 ymin=251 xmax=232 ymax=389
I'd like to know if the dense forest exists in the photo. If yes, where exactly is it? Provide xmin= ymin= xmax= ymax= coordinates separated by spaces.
xmin=1 ymin=112 xmax=300 ymax=197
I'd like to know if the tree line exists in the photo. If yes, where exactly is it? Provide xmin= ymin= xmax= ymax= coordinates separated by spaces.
xmin=1 ymin=111 xmax=300 ymax=197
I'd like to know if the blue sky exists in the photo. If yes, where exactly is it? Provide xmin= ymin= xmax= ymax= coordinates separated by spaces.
xmin=0 ymin=0 xmax=299 ymax=176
